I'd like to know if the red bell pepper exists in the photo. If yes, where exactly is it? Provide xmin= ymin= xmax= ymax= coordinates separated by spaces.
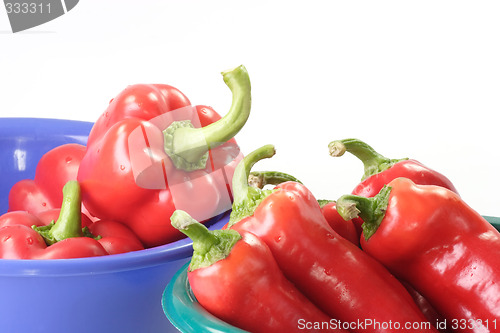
xmin=0 ymin=181 xmax=107 ymax=259
xmin=328 ymin=138 xmax=458 ymax=197
xmin=36 ymin=184 xmax=144 ymax=254
xmin=85 ymin=80 xmax=191 ymax=148
xmin=336 ymin=177 xmax=500 ymax=333
xmin=227 ymin=145 xmax=438 ymax=333
xmin=35 ymin=207 xmax=93 ymax=229
xmin=0 ymin=211 xmax=49 ymax=229
xmin=34 ymin=207 xmax=144 ymax=255
xmin=77 ymin=65 xmax=250 ymax=247
xmin=87 ymin=219 xmax=144 ymax=255
xmin=170 ymin=210 xmax=342 ymax=333
xmin=9 ymin=171 xmax=144 ymax=257
xmin=8 ymin=143 xmax=89 ymax=216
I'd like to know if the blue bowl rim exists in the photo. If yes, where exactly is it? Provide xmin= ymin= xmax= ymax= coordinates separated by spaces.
xmin=162 ymin=216 xmax=500 ymax=333
xmin=0 ymin=117 xmax=93 ymax=137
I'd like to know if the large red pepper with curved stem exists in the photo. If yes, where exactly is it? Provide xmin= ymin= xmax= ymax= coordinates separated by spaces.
xmin=328 ymin=138 xmax=458 ymax=198
xmin=8 ymin=143 xmax=88 ymax=216
xmin=77 ymin=65 xmax=250 ymax=247
xmin=0 ymin=181 xmax=107 ymax=259
xmin=336 ymin=177 xmax=500 ymax=333
xmin=170 ymin=210 xmax=342 ymax=333
xmin=86 ymin=81 xmax=191 ymax=148
xmin=227 ymin=145 xmax=438 ymax=333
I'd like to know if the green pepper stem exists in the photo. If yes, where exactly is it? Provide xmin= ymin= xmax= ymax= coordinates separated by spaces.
xmin=171 ymin=210 xmax=219 ymax=251
xmin=328 ymin=138 xmax=407 ymax=181
xmin=336 ymin=185 xmax=392 ymax=240
xmin=248 ymin=171 xmax=302 ymax=189
xmin=32 ymin=180 xmax=84 ymax=245
xmin=165 ymin=65 xmax=251 ymax=171
xmin=171 ymin=210 xmax=241 ymax=271
xmin=317 ymin=199 xmax=334 ymax=208
xmin=227 ymin=145 xmax=277 ymax=227
xmin=232 ymin=145 xmax=276 ymax=207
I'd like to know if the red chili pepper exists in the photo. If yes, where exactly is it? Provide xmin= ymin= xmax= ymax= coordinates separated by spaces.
xmin=248 ymin=171 xmax=360 ymax=245
xmin=170 ymin=210 xmax=341 ymax=333
xmin=317 ymin=199 xmax=450 ymax=330
xmin=227 ymin=145 xmax=438 ymax=333
xmin=336 ymin=177 xmax=500 ymax=333
xmin=233 ymin=161 xmax=451 ymax=330
xmin=77 ymin=66 xmax=251 ymax=247
xmin=246 ymin=171 xmax=438 ymax=323
xmin=402 ymin=281 xmax=454 ymax=333
xmin=0 ymin=181 xmax=107 ymax=259
xmin=328 ymin=138 xmax=458 ymax=197
xmin=318 ymin=200 xmax=448 ymax=328
xmin=319 ymin=201 xmax=360 ymax=246
xmin=8 ymin=143 xmax=88 ymax=215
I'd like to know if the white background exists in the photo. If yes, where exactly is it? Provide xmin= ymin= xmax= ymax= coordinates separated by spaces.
xmin=1 ymin=1 xmax=499 ymax=216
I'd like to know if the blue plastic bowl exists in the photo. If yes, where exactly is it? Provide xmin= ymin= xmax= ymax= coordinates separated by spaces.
xmin=0 ymin=118 xmax=230 ymax=333
xmin=162 ymin=217 xmax=500 ymax=333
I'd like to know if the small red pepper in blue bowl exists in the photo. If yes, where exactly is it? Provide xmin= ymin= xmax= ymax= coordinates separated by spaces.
xmin=8 ymin=179 xmax=145 ymax=257
xmin=8 ymin=143 xmax=89 ymax=216
xmin=1 ymin=180 xmax=109 ymax=259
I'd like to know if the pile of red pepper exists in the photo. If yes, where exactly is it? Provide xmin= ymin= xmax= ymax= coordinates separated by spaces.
xmin=2 ymin=65 xmax=251 ymax=258
xmin=1 ymin=63 xmax=498 ymax=333
xmin=174 ymin=141 xmax=499 ymax=333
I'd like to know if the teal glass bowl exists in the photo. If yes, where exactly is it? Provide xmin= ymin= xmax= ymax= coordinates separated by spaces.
xmin=162 ymin=261 xmax=248 ymax=333
xmin=162 ymin=217 xmax=500 ymax=333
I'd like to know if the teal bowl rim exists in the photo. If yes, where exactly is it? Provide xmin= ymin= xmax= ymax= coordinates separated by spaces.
xmin=162 ymin=216 xmax=500 ymax=333
xmin=162 ymin=261 xmax=248 ymax=333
